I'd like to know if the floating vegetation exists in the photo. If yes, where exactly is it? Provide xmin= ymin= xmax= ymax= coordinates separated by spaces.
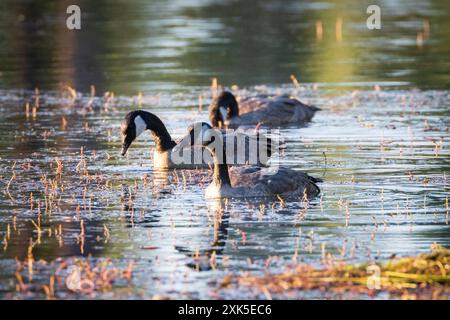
xmin=13 ymin=257 xmax=134 ymax=299
xmin=220 ymin=245 xmax=450 ymax=299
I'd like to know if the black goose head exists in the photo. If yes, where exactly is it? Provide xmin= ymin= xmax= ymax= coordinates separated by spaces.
xmin=121 ymin=110 xmax=176 ymax=155
xmin=209 ymin=91 xmax=239 ymax=128
xmin=186 ymin=121 xmax=229 ymax=186
xmin=172 ymin=122 xmax=217 ymax=157
xmin=185 ymin=122 xmax=213 ymax=147
xmin=120 ymin=110 xmax=148 ymax=156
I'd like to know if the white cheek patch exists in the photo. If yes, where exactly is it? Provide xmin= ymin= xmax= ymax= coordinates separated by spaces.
xmin=194 ymin=131 xmax=202 ymax=145
xmin=203 ymin=128 xmax=213 ymax=144
xmin=219 ymin=107 xmax=228 ymax=122
xmin=134 ymin=115 xmax=147 ymax=138
xmin=198 ymin=124 xmax=211 ymax=145
xmin=192 ymin=127 xmax=202 ymax=145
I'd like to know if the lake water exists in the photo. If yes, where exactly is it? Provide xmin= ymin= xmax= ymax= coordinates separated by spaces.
xmin=0 ymin=0 xmax=449 ymax=299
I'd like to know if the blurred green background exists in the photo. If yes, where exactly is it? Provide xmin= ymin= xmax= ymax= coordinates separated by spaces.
xmin=0 ymin=0 xmax=449 ymax=94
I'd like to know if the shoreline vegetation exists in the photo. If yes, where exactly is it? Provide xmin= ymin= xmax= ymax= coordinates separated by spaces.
xmin=220 ymin=244 xmax=450 ymax=300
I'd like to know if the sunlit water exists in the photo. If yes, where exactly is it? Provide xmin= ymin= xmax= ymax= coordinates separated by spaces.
xmin=0 ymin=0 xmax=449 ymax=299
xmin=0 ymin=85 xmax=448 ymax=299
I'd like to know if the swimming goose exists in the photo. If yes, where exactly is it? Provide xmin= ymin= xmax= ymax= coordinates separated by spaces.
xmin=120 ymin=110 xmax=275 ymax=169
xmin=209 ymin=91 xmax=320 ymax=128
xmin=187 ymin=126 xmax=321 ymax=199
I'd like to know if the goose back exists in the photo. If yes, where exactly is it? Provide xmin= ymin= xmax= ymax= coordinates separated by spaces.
xmin=225 ymin=166 xmax=320 ymax=198
xmin=229 ymin=95 xmax=320 ymax=127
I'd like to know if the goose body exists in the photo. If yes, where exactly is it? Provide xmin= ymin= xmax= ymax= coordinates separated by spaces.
xmin=120 ymin=111 xmax=275 ymax=169
xmin=191 ymin=126 xmax=321 ymax=199
xmin=205 ymin=165 xmax=320 ymax=199
xmin=209 ymin=91 xmax=320 ymax=128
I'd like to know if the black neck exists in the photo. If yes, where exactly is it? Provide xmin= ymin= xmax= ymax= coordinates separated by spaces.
xmin=140 ymin=112 xmax=177 ymax=152
xmin=209 ymin=145 xmax=231 ymax=187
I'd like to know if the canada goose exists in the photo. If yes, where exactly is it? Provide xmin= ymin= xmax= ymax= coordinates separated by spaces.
xmin=187 ymin=125 xmax=321 ymax=199
xmin=209 ymin=91 xmax=320 ymax=128
xmin=120 ymin=110 xmax=275 ymax=169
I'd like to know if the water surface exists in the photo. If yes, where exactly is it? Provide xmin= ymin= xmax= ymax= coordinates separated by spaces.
xmin=0 ymin=0 xmax=449 ymax=299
